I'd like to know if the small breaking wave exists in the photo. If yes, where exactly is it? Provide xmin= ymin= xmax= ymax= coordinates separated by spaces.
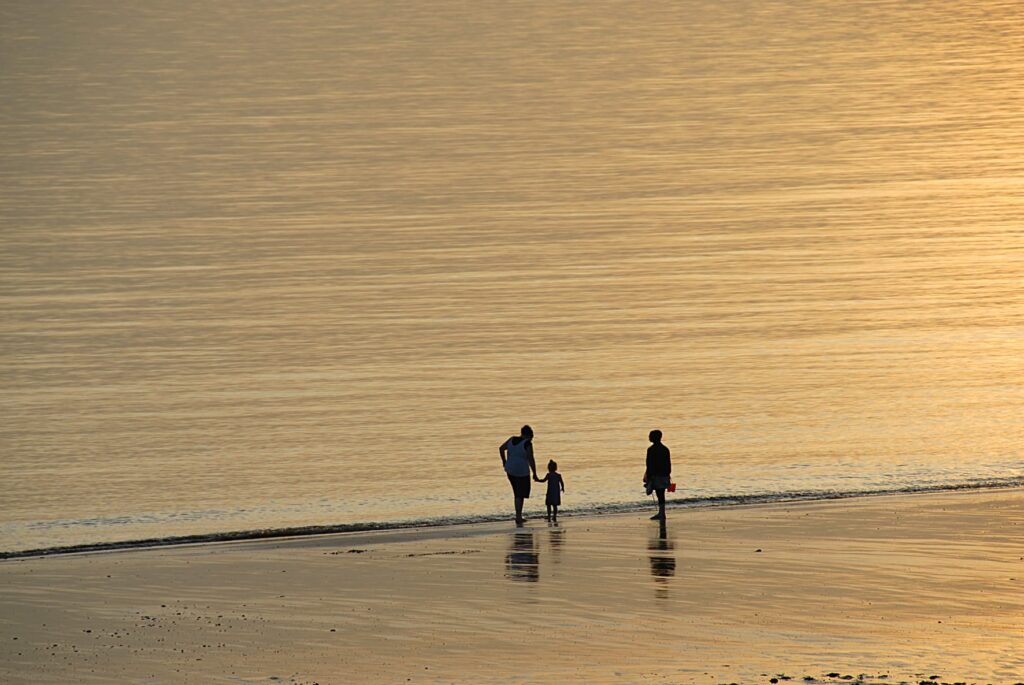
xmin=2 ymin=476 xmax=1021 ymax=560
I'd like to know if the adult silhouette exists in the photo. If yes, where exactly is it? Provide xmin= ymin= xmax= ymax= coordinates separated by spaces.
xmin=643 ymin=429 xmax=672 ymax=520
xmin=499 ymin=424 xmax=539 ymax=525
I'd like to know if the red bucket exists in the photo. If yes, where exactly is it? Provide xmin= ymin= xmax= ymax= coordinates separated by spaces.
xmin=668 ymin=483 xmax=676 ymax=493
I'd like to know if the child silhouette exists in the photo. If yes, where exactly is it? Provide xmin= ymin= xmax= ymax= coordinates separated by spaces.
xmin=537 ymin=460 xmax=565 ymax=522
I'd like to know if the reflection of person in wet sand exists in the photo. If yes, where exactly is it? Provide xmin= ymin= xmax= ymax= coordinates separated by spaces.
xmin=548 ymin=527 xmax=564 ymax=565
xmin=648 ymin=520 xmax=675 ymax=598
xmin=504 ymin=530 xmax=539 ymax=582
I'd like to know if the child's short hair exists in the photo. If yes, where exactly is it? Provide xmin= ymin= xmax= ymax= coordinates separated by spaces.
xmin=547 ymin=459 xmax=558 ymax=471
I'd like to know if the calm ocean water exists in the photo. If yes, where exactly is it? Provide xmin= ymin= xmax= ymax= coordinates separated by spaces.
xmin=1 ymin=1 xmax=1022 ymax=554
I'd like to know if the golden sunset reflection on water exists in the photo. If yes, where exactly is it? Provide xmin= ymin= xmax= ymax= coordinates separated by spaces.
xmin=1 ymin=1 xmax=1022 ymax=551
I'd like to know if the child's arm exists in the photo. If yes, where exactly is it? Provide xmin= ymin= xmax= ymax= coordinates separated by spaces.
xmin=560 ymin=474 xmax=565 ymax=492
xmin=537 ymin=473 xmax=549 ymax=482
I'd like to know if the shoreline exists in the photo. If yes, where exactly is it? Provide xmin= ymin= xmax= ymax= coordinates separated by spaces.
xmin=2 ymin=487 xmax=1022 ymax=684
xmin=3 ymin=479 xmax=1022 ymax=561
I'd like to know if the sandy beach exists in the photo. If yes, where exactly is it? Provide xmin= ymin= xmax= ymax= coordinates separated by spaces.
xmin=1 ymin=488 xmax=1021 ymax=684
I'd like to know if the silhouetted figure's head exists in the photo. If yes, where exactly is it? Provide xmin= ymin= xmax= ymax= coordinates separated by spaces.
xmin=521 ymin=425 xmax=534 ymax=439
xmin=649 ymin=429 xmax=662 ymax=444
xmin=547 ymin=459 xmax=557 ymax=472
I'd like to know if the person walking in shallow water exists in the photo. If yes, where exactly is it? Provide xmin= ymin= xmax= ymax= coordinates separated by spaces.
xmin=643 ymin=429 xmax=672 ymax=520
xmin=537 ymin=459 xmax=565 ymax=522
xmin=500 ymin=425 xmax=539 ymax=525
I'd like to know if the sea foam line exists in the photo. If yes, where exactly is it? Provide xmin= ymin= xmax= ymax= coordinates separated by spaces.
xmin=2 ymin=477 xmax=1021 ymax=560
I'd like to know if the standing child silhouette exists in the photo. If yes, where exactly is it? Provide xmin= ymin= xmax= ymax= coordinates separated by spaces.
xmin=537 ymin=460 xmax=565 ymax=522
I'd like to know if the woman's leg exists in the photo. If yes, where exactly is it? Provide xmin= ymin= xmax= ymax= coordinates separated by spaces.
xmin=515 ymin=496 xmax=525 ymax=523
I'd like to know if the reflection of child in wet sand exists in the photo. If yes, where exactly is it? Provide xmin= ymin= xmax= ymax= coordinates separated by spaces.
xmin=536 ymin=460 xmax=565 ymax=521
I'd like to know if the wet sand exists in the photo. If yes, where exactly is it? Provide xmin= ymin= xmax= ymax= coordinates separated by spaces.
xmin=1 ymin=488 xmax=1021 ymax=684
